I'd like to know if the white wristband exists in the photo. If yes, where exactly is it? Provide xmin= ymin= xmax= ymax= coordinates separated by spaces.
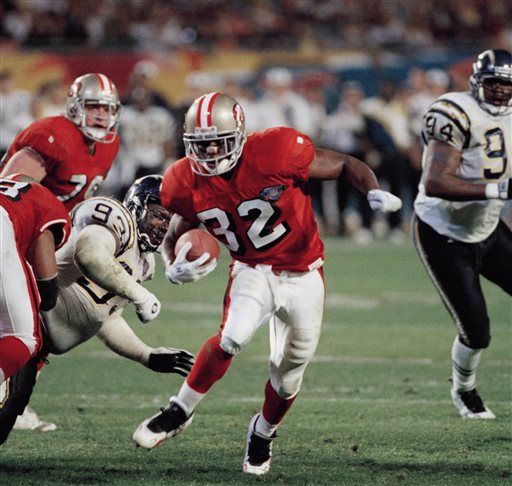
xmin=485 ymin=183 xmax=499 ymax=199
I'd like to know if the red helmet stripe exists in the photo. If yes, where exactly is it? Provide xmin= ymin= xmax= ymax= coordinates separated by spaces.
xmin=96 ymin=73 xmax=113 ymax=94
xmin=105 ymin=74 xmax=114 ymax=92
xmin=196 ymin=94 xmax=207 ymax=127
xmin=205 ymin=92 xmax=219 ymax=126
xmin=95 ymin=73 xmax=106 ymax=91
xmin=196 ymin=92 xmax=219 ymax=127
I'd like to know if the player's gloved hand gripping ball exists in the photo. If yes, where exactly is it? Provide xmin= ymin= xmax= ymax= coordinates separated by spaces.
xmin=166 ymin=229 xmax=220 ymax=284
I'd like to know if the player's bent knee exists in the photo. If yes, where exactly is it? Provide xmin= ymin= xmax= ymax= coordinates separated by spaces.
xmin=285 ymin=328 xmax=320 ymax=363
xmin=219 ymin=335 xmax=244 ymax=356
xmin=466 ymin=333 xmax=491 ymax=349
xmin=15 ymin=334 xmax=39 ymax=356
xmin=270 ymin=372 xmax=303 ymax=399
xmin=279 ymin=379 xmax=303 ymax=399
xmin=0 ymin=336 xmax=35 ymax=379
xmin=222 ymin=293 xmax=271 ymax=355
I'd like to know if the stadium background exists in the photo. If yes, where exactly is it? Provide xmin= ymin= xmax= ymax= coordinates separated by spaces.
xmin=1 ymin=1 xmax=511 ymax=484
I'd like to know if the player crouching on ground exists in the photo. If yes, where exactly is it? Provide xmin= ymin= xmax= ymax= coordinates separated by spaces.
xmin=0 ymin=175 xmax=194 ymax=444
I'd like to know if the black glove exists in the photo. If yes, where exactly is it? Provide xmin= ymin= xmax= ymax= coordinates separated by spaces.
xmin=36 ymin=275 xmax=59 ymax=311
xmin=147 ymin=347 xmax=195 ymax=376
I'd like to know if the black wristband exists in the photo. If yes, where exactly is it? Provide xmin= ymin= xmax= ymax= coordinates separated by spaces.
xmin=36 ymin=276 xmax=59 ymax=311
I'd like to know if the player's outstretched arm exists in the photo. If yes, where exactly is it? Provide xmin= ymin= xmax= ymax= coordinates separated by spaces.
xmin=424 ymin=140 xmax=512 ymax=201
xmin=97 ymin=314 xmax=195 ymax=376
xmin=309 ymin=148 xmax=402 ymax=212
xmin=74 ymin=225 xmax=161 ymax=323
xmin=0 ymin=148 xmax=47 ymax=181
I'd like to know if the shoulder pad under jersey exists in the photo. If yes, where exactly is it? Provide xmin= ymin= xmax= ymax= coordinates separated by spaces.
xmin=72 ymin=196 xmax=136 ymax=255
xmin=422 ymin=92 xmax=472 ymax=149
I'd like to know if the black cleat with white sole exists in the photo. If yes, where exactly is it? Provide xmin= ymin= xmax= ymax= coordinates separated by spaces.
xmin=450 ymin=387 xmax=495 ymax=419
xmin=133 ymin=397 xmax=194 ymax=449
xmin=243 ymin=414 xmax=277 ymax=475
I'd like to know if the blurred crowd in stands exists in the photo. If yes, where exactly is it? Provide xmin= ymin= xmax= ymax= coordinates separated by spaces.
xmin=1 ymin=0 xmax=511 ymax=52
xmin=1 ymin=58 xmax=465 ymax=244
xmin=2 ymin=0 xmax=509 ymax=242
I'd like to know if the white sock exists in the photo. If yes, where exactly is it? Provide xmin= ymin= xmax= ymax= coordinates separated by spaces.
xmin=254 ymin=413 xmax=278 ymax=438
xmin=451 ymin=336 xmax=482 ymax=392
xmin=176 ymin=381 xmax=205 ymax=414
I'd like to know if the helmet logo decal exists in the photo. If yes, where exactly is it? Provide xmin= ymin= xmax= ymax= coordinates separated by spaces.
xmin=68 ymin=81 xmax=81 ymax=97
xmin=196 ymin=92 xmax=220 ymax=127
xmin=233 ymin=103 xmax=244 ymax=123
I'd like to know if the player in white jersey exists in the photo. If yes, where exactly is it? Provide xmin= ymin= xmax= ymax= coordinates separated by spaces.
xmin=1 ymin=175 xmax=194 ymax=444
xmin=412 ymin=49 xmax=512 ymax=419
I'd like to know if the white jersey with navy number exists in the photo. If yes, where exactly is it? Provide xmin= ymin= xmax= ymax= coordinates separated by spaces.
xmin=414 ymin=91 xmax=511 ymax=243
xmin=43 ymin=196 xmax=155 ymax=353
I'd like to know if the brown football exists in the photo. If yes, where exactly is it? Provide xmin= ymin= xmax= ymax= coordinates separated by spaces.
xmin=175 ymin=229 xmax=220 ymax=262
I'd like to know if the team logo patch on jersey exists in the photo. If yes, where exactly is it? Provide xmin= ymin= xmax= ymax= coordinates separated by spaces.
xmin=260 ymin=185 xmax=285 ymax=202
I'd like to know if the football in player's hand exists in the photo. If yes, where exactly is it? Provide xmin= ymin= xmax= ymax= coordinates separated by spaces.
xmin=175 ymin=229 xmax=220 ymax=262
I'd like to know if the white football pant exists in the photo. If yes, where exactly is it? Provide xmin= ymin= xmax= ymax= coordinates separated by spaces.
xmin=0 ymin=207 xmax=41 ymax=382
xmin=220 ymin=261 xmax=324 ymax=399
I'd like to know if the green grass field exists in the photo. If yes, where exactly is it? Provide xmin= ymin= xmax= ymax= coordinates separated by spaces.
xmin=2 ymin=239 xmax=511 ymax=485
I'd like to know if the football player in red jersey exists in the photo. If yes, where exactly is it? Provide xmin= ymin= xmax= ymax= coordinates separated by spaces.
xmin=0 ymin=73 xmax=120 ymax=211
xmin=0 ymin=176 xmax=70 ymax=387
xmin=133 ymin=93 xmax=402 ymax=474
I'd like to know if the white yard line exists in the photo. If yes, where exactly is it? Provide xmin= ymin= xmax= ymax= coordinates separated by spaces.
xmin=34 ymin=393 xmax=512 ymax=408
xmin=161 ymin=302 xmax=221 ymax=313
xmin=227 ymin=396 xmax=512 ymax=406
xmin=160 ymin=291 xmax=444 ymax=314
xmin=56 ymin=350 xmax=510 ymax=367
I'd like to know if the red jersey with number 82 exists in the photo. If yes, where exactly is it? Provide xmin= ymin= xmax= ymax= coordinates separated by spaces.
xmin=4 ymin=116 xmax=119 ymax=211
xmin=0 ymin=178 xmax=71 ymax=258
xmin=161 ymin=127 xmax=324 ymax=272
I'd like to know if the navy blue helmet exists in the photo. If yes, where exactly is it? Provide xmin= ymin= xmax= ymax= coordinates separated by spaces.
xmin=470 ymin=49 xmax=512 ymax=115
xmin=123 ymin=175 xmax=169 ymax=252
